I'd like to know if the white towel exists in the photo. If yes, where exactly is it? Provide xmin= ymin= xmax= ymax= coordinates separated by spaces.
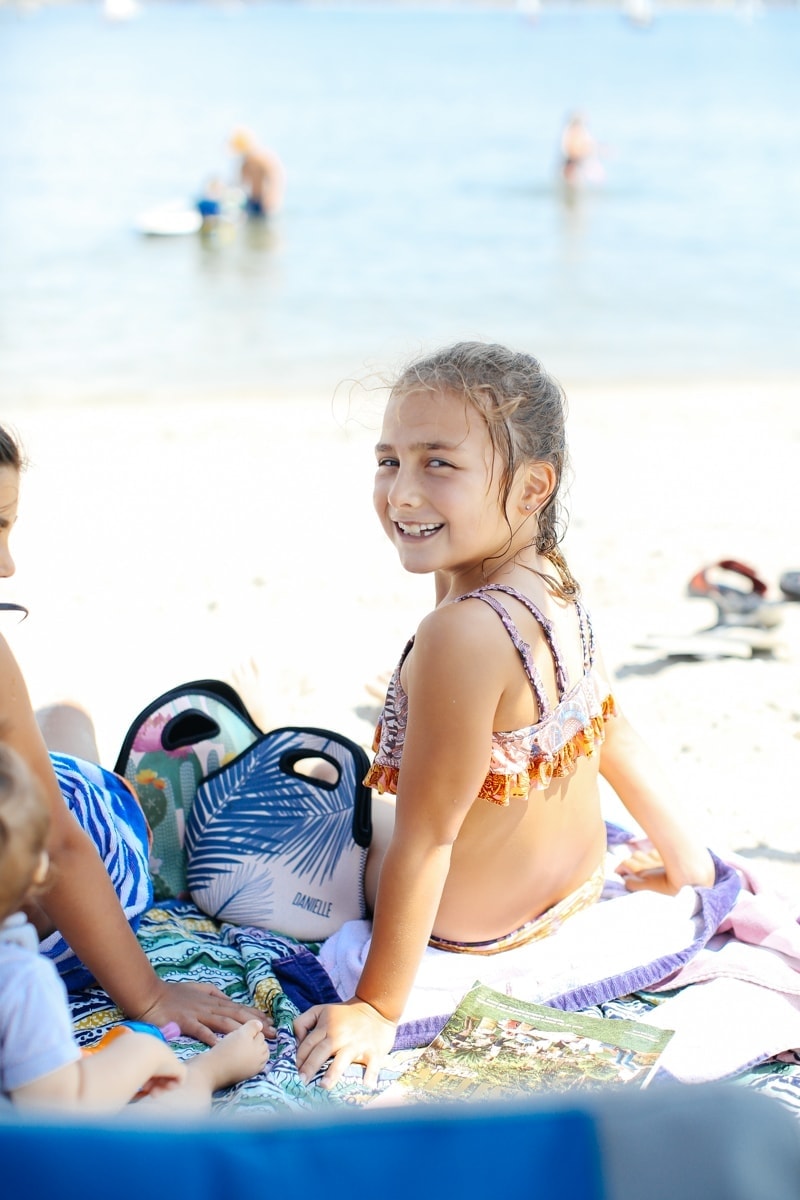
xmin=320 ymin=880 xmax=703 ymax=1022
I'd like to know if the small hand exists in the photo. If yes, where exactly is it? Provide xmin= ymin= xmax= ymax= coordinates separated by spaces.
xmin=136 ymin=980 xmax=275 ymax=1048
xmin=293 ymin=998 xmax=396 ymax=1090
xmin=137 ymin=1070 xmax=186 ymax=1099
xmin=133 ymin=1036 xmax=188 ymax=1097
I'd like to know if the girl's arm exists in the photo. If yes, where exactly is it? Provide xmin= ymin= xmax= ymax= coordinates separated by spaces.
xmin=11 ymin=1032 xmax=186 ymax=1113
xmin=599 ymin=705 xmax=715 ymax=890
xmin=295 ymin=602 xmax=505 ymax=1088
xmin=0 ymin=636 xmax=273 ymax=1045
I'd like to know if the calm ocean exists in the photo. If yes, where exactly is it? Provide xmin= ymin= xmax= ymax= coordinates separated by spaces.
xmin=1 ymin=2 xmax=798 ymax=405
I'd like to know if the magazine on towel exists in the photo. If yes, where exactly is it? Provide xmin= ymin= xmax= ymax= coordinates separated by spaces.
xmin=375 ymin=982 xmax=675 ymax=1105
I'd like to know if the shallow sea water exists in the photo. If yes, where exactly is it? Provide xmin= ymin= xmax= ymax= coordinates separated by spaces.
xmin=1 ymin=2 xmax=798 ymax=404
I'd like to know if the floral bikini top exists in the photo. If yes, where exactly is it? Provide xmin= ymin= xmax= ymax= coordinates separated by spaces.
xmin=364 ymin=583 xmax=617 ymax=807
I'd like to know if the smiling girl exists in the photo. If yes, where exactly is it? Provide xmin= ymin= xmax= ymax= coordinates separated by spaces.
xmin=294 ymin=341 xmax=714 ymax=1088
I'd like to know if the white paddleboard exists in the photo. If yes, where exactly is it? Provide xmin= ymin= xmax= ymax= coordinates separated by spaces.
xmin=135 ymin=200 xmax=202 ymax=237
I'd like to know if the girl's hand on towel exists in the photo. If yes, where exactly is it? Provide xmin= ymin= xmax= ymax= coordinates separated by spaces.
xmin=294 ymin=999 xmax=396 ymax=1090
xmin=616 ymin=847 xmax=714 ymax=894
xmin=616 ymin=849 xmax=677 ymax=895
xmin=137 ymin=980 xmax=276 ymax=1048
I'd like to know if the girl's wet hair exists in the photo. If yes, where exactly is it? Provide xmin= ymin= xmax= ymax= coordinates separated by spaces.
xmin=0 ymin=424 xmax=25 ymax=473
xmin=390 ymin=341 xmax=579 ymax=598
xmin=0 ymin=744 xmax=50 ymax=922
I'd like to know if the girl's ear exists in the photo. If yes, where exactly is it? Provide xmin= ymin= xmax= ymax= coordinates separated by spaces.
xmin=520 ymin=461 xmax=556 ymax=514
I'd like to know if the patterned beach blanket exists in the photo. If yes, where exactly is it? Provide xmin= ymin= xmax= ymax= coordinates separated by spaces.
xmin=68 ymin=900 xmax=800 ymax=1118
xmin=70 ymin=901 xmax=413 ymax=1116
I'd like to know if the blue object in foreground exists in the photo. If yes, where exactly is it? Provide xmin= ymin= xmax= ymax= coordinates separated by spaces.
xmin=119 ymin=1020 xmax=168 ymax=1041
xmin=4 ymin=1085 xmax=800 ymax=1200
xmin=4 ymin=1099 xmax=601 ymax=1200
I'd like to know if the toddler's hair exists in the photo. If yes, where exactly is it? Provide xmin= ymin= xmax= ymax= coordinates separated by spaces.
xmin=0 ymin=744 xmax=50 ymax=923
xmin=390 ymin=341 xmax=579 ymax=599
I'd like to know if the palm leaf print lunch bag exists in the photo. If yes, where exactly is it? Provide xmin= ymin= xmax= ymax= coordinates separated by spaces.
xmin=184 ymin=726 xmax=373 ymax=942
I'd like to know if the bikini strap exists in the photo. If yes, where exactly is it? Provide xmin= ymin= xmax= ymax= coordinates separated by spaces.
xmin=574 ymin=597 xmax=595 ymax=671
xmin=481 ymin=584 xmax=594 ymax=678
xmin=455 ymin=584 xmax=569 ymax=715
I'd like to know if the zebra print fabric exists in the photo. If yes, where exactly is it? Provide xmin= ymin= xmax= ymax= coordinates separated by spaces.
xmin=40 ymin=753 xmax=153 ymax=991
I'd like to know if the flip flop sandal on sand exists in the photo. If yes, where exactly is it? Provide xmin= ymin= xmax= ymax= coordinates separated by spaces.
xmin=779 ymin=570 xmax=800 ymax=602
xmin=638 ymin=624 xmax=782 ymax=660
xmin=687 ymin=560 xmax=783 ymax=629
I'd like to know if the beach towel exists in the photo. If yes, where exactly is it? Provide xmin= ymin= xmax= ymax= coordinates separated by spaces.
xmin=63 ymin=894 xmax=800 ymax=1118
xmin=284 ymin=835 xmax=800 ymax=1087
xmin=643 ymin=857 xmax=800 ymax=1082
xmin=55 ymin=806 xmax=800 ymax=1117
xmin=313 ymin=833 xmax=738 ymax=1022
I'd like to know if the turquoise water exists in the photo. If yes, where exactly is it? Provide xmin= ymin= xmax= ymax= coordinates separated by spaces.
xmin=1 ymin=2 xmax=798 ymax=404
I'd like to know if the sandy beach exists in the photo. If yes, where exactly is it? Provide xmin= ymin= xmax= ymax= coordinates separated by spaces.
xmin=4 ymin=372 xmax=800 ymax=899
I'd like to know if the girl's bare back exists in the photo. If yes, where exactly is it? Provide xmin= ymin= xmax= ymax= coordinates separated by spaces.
xmin=384 ymin=566 xmax=610 ymax=945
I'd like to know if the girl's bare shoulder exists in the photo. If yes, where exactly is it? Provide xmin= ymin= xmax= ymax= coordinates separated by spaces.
xmin=410 ymin=594 xmax=522 ymax=686
xmin=417 ymin=590 xmax=515 ymax=641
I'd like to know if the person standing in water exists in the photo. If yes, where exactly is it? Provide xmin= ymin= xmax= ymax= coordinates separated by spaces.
xmin=560 ymin=112 xmax=602 ymax=189
xmin=230 ymin=128 xmax=285 ymax=219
